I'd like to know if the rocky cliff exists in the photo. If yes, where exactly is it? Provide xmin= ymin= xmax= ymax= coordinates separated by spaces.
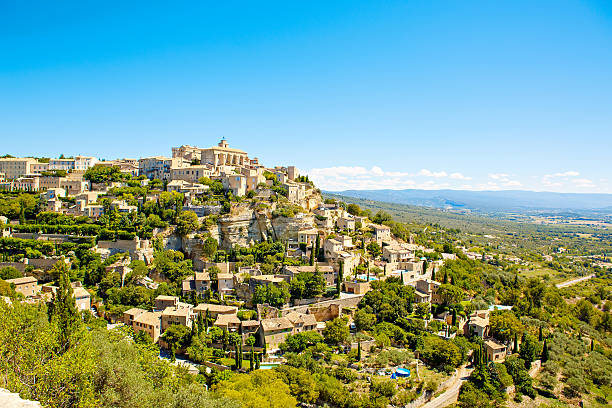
xmin=214 ymin=204 xmax=315 ymax=248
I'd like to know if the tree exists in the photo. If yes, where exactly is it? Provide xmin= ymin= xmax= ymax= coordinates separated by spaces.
xmin=309 ymin=242 xmax=315 ymax=266
xmin=253 ymin=282 xmax=290 ymax=308
xmin=437 ymin=284 xmax=463 ymax=305
xmin=366 ymin=242 xmax=382 ymax=259
xmin=489 ymin=311 xmax=524 ymax=343
xmin=357 ymin=341 xmax=362 ymax=361
xmin=48 ymin=262 xmax=80 ymax=351
xmin=336 ymin=261 xmax=343 ymax=296
xmin=202 ymin=237 xmax=218 ymax=259
xmin=161 ymin=324 xmax=192 ymax=351
xmin=347 ymin=203 xmax=361 ymax=216
xmin=0 ymin=266 xmax=22 ymax=280
xmin=290 ymin=270 xmax=325 ymax=300
xmin=519 ymin=334 xmax=540 ymax=369
xmin=514 ymin=334 xmax=519 ymax=354
xmin=274 ymin=365 xmax=319 ymax=404
xmin=176 ymin=210 xmax=199 ymax=236
xmin=372 ymin=211 xmax=392 ymax=224
xmin=415 ymin=302 xmax=430 ymax=319
xmin=541 ymin=339 xmax=549 ymax=362
xmin=354 ymin=309 xmax=376 ymax=332
xmin=315 ymin=234 xmax=321 ymax=262
xmin=214 ymin=370 xmax=297 ymax=408
xmin=84 ymin=164 xmax=127 ymax=183
xmin=538 ymin=326 xmax=543 ymax=342
xmin=280 ymin=331 xmax=324 ymax=353
xmin=323 ymin=317 xmax=349 ymax=346
xmin=421 ymin=336 xmax=462 ymax=370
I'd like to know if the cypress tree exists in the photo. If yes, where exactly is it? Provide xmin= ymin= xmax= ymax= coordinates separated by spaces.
xmin=590 ymin=339 xmax=594 ymax=352
xmin=234 ymin=340 xmax=240 ymax=369
xmin=443 ymin=270 xmax=448 ymax=284
xmin=191 ymin=320 xmax=198 ymax=339
xmin=481 ymin=344 xmax=486 ymax=365
xmin=514 ymin=273 xmax=519 ymax=288
xmin=336 ymin=261 xmax=344 ymax=297
xmin=239 ymin=342 xmax=243 ymax=369
xmin=538 ymin=326 xmax=543 ymax=342
xmin=452 ymin=309 xmax=457 ymax=326
xmin=357 ymin=341 xmax=362 ymax=361
xmin=19 ymin=202 xmax=25 ymax=225
xmin=205 ymin=309 xmax=210 ymax=331
xmin=197 ymin=313 xmax=204 ymax=333
xmin=432 ymin=266 xmax=436 ymax=281
xmin=48 ymin=263 xmax=80 ymax=352
xmin=255 ymin=352 xmax=261 ymax=369
xmin=222 ymin=328 xmax=229 ymax=351
xmin=315 ymin=234 xmax=321 ymax=261
xmin=282 ymin=241 xmax=288 ymax=265
xmin=541 ymin=339 xmax=549 ymax=362
xmin=514 ymin=333 xmax=519 ymax=354
xmin=250 ymin=347 xmax=255 ymax=371
xmin=309 ymin=242 xmax=315 ymax=266
xmin=450 ymin=275 xmax=456 ymax=285
xmin=422 ymin=259 xmax=428 ymax=276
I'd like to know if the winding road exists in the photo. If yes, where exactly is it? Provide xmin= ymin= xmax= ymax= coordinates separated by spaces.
xmin=419 ymin=364 xmax=473 ymax=408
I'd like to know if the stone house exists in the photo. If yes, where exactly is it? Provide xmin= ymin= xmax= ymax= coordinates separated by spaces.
xmin=484 ymin=339 xmax=507 ymax=362
xmin=161 ymin=306 xmax=194 ymax=332
xmin=213 ymin=314 xmax=241 ymax=332
xmin=123 ymin=307 xmax=146 ymax=326
xmin=284 ymin=311 xmax=318 ymax=333
xmin=371 ymin=224 xmax=391 ymax=243
xmin=133 ymin=311 xmax=162 ymax=343
xmin=336 ymin=217 xmax=355 ymax=232
xmin=5 ymin=276 xmax=38 ymax=297
xmin=193 ymin=303 xmax=238 ymax=320
xmin=154 ymin=295 xmax=179 ymax=311
xmin=257 ymin=317 xmax=294 ymax=351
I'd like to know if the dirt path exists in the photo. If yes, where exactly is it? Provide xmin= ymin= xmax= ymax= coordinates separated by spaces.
xmin=419 ymin=364 xmax=473 ymax=408
xmin=555 ymin=274 xmax=595 ymax=288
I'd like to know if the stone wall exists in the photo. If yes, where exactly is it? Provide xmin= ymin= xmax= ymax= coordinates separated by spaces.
xmin=281 ymin=295 xmax=364 ymax=315
xmin=96 ymin=238 xmax=154 ymax=263
xmin=0 ymin=262 xmax=25 ymax=272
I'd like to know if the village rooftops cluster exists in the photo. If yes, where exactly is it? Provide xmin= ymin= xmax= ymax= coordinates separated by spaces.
xmin=0 ymin=139 xmax=311 ymax=219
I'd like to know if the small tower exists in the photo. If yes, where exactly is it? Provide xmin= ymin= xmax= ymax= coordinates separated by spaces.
xmin=218 ymin=137 xmax=228 ymax=148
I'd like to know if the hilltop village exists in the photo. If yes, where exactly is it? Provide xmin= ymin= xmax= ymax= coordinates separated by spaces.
xmin=0 ymin=139 xmax=452 ymax=348
xmin=1 ymin=140 xmax=611 ymax=408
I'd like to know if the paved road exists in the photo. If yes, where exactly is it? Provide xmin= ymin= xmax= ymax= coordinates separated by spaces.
xmin=420 ymin=365 xmax=473 ymax=408
xmin=555 ymin=274 xmax=595 ymax=288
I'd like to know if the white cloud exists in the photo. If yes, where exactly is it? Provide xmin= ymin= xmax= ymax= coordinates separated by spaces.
xmin=418 ymin=169 xmax=448 ymax=178
xmin=543 ymin=170 xmax=580 ymax=179
xmin=305 ymin=165 xmax=603 ymax=193
xmin=572 ymin=178 xmax=595 ymax=188
xmin=307 ymin=165 xmax=469 ymax=191
xmin=450 ymin=172 xmax=472 ymax=180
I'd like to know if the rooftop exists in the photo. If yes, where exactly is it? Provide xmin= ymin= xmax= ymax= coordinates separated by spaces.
xmin=484 ymin=339 xmax=507 ymax=350
xmin=261 ymin=317 xmax=293 ymax=332
xmin=194 ymin=303 xmax=238 ymax=314
xmin=5 ymin=276 xmax=37 ymax=285
xmin=134 ymin=311 xmax=162 ymax=326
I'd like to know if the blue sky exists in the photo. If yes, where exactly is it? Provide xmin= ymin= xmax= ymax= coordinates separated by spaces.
xmin=1 ymin=1 xmax=611 ymax=193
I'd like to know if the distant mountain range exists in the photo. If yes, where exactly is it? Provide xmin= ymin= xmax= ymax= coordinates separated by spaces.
xmin=324 ymin=189 xmax=612 ymax=213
